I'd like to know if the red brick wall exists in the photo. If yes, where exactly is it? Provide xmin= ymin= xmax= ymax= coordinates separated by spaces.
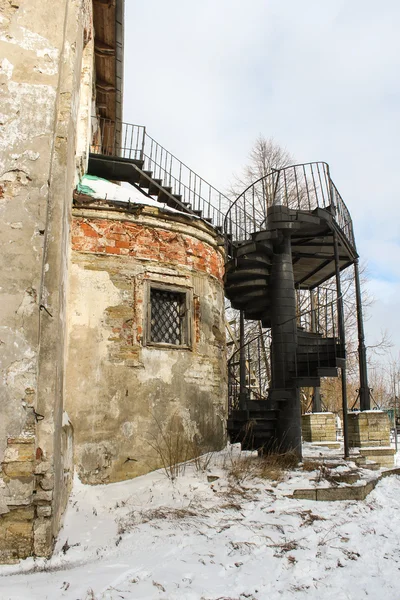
xmin=72 ymin=217 xmax=224 ymax=281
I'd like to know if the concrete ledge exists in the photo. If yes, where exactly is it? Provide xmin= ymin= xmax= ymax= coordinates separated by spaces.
xmin=310 ymin=441 xmax=341 ymax=450
xmin=359 ymin=447 xmax=395 ymax=468
xmin=290 ymin=467 xmax=400 ymax=502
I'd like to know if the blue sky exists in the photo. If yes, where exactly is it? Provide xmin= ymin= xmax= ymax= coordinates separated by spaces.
xmin=124 ymin=0 xmax=400 ymax=364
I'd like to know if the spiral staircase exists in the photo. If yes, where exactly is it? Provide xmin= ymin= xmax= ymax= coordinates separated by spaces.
xmin=224 ymin=163 xmax=358 ymax=455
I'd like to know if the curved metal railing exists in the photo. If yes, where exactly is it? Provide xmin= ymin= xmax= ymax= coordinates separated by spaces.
xmin=223 ymin=162 xmax=356 ymax=250
xmin=228 ymin=330 xmax=271 ymax=413
xmin=227 ymin=289 xmax=342 ymax=414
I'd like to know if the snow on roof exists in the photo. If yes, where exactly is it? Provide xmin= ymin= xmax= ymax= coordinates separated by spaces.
xmin=77 ymin=175 xmax=198 ymax=218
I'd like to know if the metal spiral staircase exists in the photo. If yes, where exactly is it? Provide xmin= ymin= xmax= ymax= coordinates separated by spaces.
xmin=85 ymin=118 xmax=369 ymax=459
xmin=224 ymin=163 xmax=359 ymax=455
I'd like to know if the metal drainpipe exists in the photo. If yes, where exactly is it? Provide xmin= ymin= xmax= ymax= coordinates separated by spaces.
xmin=354 ymin=258 xmax=370 ymax=411
xmin=333 ymin=232 xmax=350 ymax=458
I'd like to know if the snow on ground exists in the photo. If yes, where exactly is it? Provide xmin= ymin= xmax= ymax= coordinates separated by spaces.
xmin=1 ymin=445 xmax=400 ymax=600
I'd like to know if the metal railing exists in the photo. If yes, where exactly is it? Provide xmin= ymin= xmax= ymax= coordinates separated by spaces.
xmin=228 ymin=329 xmax=271 ymax=414
xmin=91 ymin=117 xmax=229 ymax=228
xmin=223 ymin=162 xmax=356 ymax=251
xmin=296 ymin=286 xmax=338 ymax=338
xmin=227 ymin=290 xmax=343 ymax=415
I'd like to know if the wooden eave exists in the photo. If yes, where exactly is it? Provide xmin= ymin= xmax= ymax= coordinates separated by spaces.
xmin=93 ymin=0 xmax=124 ymax=123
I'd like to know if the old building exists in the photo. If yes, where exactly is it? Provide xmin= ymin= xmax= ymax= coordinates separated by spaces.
xmin=0 ymin=0 xmax=227 ymax=562
xmin=0 ymin=0 xmax=378 ymax=566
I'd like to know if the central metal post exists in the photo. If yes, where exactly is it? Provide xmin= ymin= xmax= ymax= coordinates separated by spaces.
xmin=269 ymin=217 xmax=301 ymax=456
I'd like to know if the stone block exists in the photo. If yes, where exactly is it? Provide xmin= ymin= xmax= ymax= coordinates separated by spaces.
xmin=302 ymin=413 xmax=336 ymax=443
xmin=316 ymin=483 xmax=374 ymax=501
xmin=36 ymin=505 xmax=52 ymax=518
xmin=34 ymin=461 xmax=52 ymax=475
xmin=359 ymin=447 xmax=395 ymax=469
xmin=3 ymin=442 xmax=35 ymax=463
xmin=33 ymin=517 xmax=53 ymax=558
xmin=4 ymin=507 xmax=35 ymax=521
xmin=348 ymin=411 xmax=391 ymax=449
xmin=33 ymin=489 xmax=53 ymax=504
xmin=2 ymin=461 xmax=34 ymax=478
xmin=292 ymin=489 xmax=317 ymax=500
xmin=0 ymin=514 xmax=34 ymax=563
xmin=4 ymin=477 xmax=34 ymax=506
xmin=39 ymin=474 xmax=54 ymax=491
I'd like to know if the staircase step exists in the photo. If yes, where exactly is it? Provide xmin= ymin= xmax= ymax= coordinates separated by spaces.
xmin=236 ymin=241 xmax=273 ymax=258
xmin=138 ymin=170 xmax=153 ymax=187
xmin=251 ymin=230 xmax=276 ymax=243
xmin=247 ymin=401 xmax=277 ymax=413
xmin=230 ymin=291 xmax=269 ymax=310
xmin=296 ymin=351 xmax=340 ymax=362
xmin=294 ymin=212 xmax=323 ymax=225
xmin=225 ymin=268 xmax=270 ymax=283
xmin=157 ymin=187 xmax=174 ymax=203
xmin=243 ymin=303 xmax=270 ymax=316
xmin=225 ymin=256 xmax=272 ymax=274
xmin=297 ymin=338 xmax=339 ymax=348
xmin=296 ymin=329 xmax=323 ymax=339
xmin=148 ymin=178 xmax=163 ymax=195
xmin=293 ymin=377 xmax=321 ymax=387
xmin=226 ymin=278 xmax=268 ymax=291
xmin=317 ymin=367 xmax=339 ymax=377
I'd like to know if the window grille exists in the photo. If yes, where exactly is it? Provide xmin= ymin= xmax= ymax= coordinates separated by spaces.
xmin=150 ymin=288 xmax=186 ymax=345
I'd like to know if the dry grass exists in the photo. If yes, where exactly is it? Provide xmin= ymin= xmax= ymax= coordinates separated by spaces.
xmin=225 ymin=450 xmax=299 ymax=483
xmin=116 ymin=504 xmax=205 ymax=537
xmin=146 ymin=415 xmax=192 ymax=480
xmin=146 ymin=413 xmax=218 ymax=480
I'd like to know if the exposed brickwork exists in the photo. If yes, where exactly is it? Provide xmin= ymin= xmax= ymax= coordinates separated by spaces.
xmin=71 ymin=217 xmax=224 ymax=281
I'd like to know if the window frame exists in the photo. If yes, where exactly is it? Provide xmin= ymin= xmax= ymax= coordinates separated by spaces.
xmin=144 ymin=281 xmax=193 ymax=350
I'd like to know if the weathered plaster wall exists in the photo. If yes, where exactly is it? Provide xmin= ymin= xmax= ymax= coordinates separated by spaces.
xmin=0 ymin=0 xmax=92 ymax=562
xmin=66 ymin=207 xmax=227 ymax=483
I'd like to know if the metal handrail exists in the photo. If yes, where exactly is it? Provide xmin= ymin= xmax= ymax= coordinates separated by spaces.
xmin=227 ymin=290 xmax=343 ymax=414
xmin=91 ymin=117 xmax=229 ymax=229
xmin=228 ymin=330 xmax=271 ymax=413
xmin=223 ymin=161 xmax=356 ymax=251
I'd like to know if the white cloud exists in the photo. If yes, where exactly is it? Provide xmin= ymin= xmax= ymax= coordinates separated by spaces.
xmin=124 ymin=0 xmax=400 ymax=358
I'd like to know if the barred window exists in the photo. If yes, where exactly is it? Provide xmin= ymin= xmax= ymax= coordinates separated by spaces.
xmin=146 ymin=284 xmax=192 ymax=348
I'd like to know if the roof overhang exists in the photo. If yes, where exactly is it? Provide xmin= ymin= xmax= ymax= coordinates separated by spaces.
xmin=93 ymin=0 xmax=124 ymax=124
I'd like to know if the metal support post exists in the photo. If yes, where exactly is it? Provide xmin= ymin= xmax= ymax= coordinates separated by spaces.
xmin=354 ymin=259 xmax=370 ymax=410
xmin=393 ymin=372 xmax=398 ymax=452
xmin=333 ymin=232 xmax=350 ymax=459
xmin=310 ymin=290 xmax=322 ymax=413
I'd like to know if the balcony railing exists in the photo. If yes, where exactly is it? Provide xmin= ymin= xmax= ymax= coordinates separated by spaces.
xmin=223 ymin=162 xmax=356 ymax=251
xmin=91 ymin=117 xmax=229 ymax=229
